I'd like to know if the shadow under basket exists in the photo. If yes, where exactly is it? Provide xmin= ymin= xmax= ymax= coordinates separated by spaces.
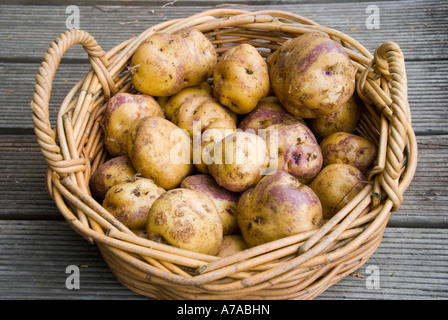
xmin=31 ymin=9 xmax=417 ymax=300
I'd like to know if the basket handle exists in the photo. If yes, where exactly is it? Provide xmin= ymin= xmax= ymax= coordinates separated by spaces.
xmin=31 ymin=29 xmax=116 ymax=175
xmin=357 ymin=41 xmax=416 ymax=211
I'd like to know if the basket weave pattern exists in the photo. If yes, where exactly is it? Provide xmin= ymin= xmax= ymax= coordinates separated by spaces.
xmin=31 ymin=9 xmax=417 ymax=299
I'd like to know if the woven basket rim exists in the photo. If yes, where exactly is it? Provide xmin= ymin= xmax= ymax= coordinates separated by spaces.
xmin=31 ymin=9 xmax=418 ymax=300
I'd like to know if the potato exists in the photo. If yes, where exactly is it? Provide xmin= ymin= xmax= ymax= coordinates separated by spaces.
xmin=103 ymin=93 xmax=164 ymax=156
xmin=171 ymin=95 xmax=237 ymax=174
xmin=89 ymin=155 xmax=136 ymax=199
xmin=208 ymin=131 xmax=269 ymax=192
xmin=217 ymin=235 xmax=248 ymax=257
xmin=131 ymin=28 xmax=217 ymax=97
xmin=320 ymin=132 xmax=377 ymax=174
xmin=213 ymin=43 xmax=270 ymax=114
xmin=157 ymin=82 xmax=213 ymax=121
xmin=102 ymin=178 xmax=165 ymax=231
xmin=181 ymin=174 xmax=240 ymax=235
xmin=194 ymin=127 xmax=234 ymax=174
xmin=264 ymin=122 xmax=323 ymax=183
xmin=308 ymin=95 xmax=359 ymax=141
xmin=146 ymin=188 xmax=223 ymax=255
xmin=309 ymin=163 xmax=367 ymax=219
xmin=267 ymin=32 xmax=357 ymax=118
xmin=127 ymin=115 xmax=193 ymax=190
xmin=172 ymin=96 xmax=237 ymax=138
xmin=238 ymin=96 xmax=304 ymax=133
xmin=237 ymin=170 xmax=323 ymax=247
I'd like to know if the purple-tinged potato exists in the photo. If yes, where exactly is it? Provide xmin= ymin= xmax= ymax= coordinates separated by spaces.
xmin=217 ymin=235 xmax=248 ymax=257
xmin=267 ymin=32 xmax=357 ymax=118
xmin=89 ymin=155 xmax=137 ymax=199
xmin=264 ymin=122 xmax=323 ymax=184
xmin=102 ymin=178 xmax=165 ymax=231
xmin=146 ymin=188 xmax=223 ymax=255
xmin=181 ymin=174 xmax=240 ymax=235
xmin=208 ymin=131 xmax=270 ymax=193
xmin=238 ymin=96 xmax=305 ymax=133
xmin=308 ymin=95 xmax=360 ymax=142
xmin=309 ymin=163 xmax=368 ymax=219
xmin=237 ymin=170 xmax=323 ymax=248
xmin=320 ymin=131 xmax=377 ymax=174
xmin=103 ymin=92 xmax=165 ymax=157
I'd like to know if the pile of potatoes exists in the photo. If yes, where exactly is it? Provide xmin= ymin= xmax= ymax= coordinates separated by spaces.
xmin=89 ymin=28 xmax=378 ymax=257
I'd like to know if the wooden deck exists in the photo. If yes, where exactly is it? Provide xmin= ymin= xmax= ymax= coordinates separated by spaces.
xmin=0 ymin=0 xmax=447 ymax=300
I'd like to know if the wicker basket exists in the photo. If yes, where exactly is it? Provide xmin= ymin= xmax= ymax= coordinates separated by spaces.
xmin=31 ymin=9 xmax=417 ymax=300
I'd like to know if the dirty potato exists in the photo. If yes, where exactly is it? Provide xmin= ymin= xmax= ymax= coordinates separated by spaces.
xmin=320 ymin=131 xmax=377 ymax=173
xmin=264 ymin=122 xmax=323 ymax=183
xmin=213 ymin=43 xmax=270 ymax=114
xmin=172 ymin=95 xmax=237 ymax=138
xmin=238 ymin=96 xmax=304 ymax=133
xmin=171 ymin=95 xmax=237 ymax=174
xmin=308 ymin=95 xmax=360 ymax=141
xmin=146 ymin=188 xmax=223 ymax=255
xmin=157 ymin=82 xmax=213 ymax=121
xmin=127 ymin=116 xmax=193 ymax=190
xmin=237 ymin=170 xmax=323 ymax=247
xmin=103 ymin=92 xmax=164 ymax=156
xmin=131 ymin=28 xmax=217 ymax=97
xmin=208 ymin=131 xmax=269 ymax=192
xmin=195 ymin=127 xmax=234 ymax=174
xmin=89 ymin=155 xmax=137 ymax=199
xmin=181 ymin=174 xmax=240 ymax=235
xmin=267 ymin=32 xmax=357 ymax=118
xmin=102 ymin=178 xmax=165 ymax=231
xmin=309 ymin=163 xmax=368 ymax=219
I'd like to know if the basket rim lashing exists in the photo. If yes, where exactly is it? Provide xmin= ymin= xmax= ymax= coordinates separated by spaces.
xmin=31 ymin=9 xmax=418 ymax=300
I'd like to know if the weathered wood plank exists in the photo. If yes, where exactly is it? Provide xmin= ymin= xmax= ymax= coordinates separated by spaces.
xmin=0 ymin=62 xmax=92 ymax=132
xmin=0 ymin=135 xmax=60 ymax=219
xmin=389 ymin=134 xmax=448 ymax=227
xmin=2 ymin=59 xmax=446 ymax=134
xmin=0 ymin=134 xmax=446 ymax=227
xmin=0 ymin=220 xmax=446 ymax=299
xmin=0 ymin=1 xmax=446 ymax=62
xmin=0 ymin=220 xmax=143 ymax=299
xmin=319 ymin=228 xmax=448 ymax=299
xmin=0 ymin=0 xmax=399 ymax=6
